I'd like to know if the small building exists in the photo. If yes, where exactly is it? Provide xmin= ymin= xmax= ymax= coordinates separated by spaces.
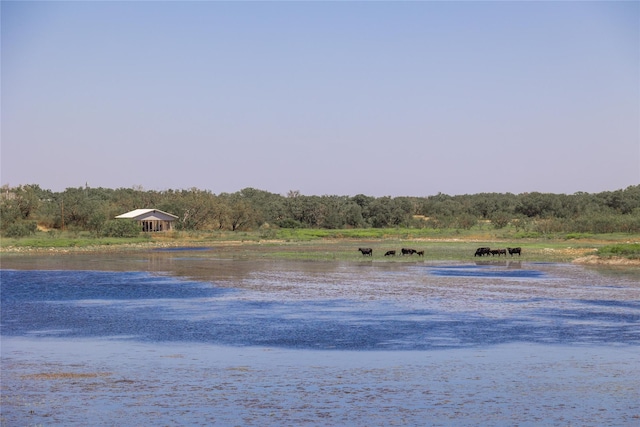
xmin=115 ymin=209 xmax=178 ymax=232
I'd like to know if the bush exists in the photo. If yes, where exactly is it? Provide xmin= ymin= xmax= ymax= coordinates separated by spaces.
xmin=455 ymin=214 xmax=477 ymax=230
xmin=277 ymin=219 xmax=303 ymax=229
xmin=534 ymin=218 xmax=565 ymax=234
xmin=513 ymin=231 xmax=541 ymax=239
xmin=598 ymin=243 xmax=640 ymax=258
xmin=597 ymin=243 xmax=640 ymax=259
xmin=101 ymin=220 xmax=141 ymax=238
xmin=4 ymin=221 xmax=37 ymax=238
xmin=565 ymin=233 xmax=593 ymax=240
xmin=87 ymin=212 xmax=107 ymax=236
xmin=491 ymin=213 xmax=511 ymax=229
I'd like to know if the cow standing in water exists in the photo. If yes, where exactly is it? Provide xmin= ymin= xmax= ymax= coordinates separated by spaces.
xmin=507 ymin=247 xmax=522 ymax=256
xmin=358 ymin=248 xmax=373 ymax=256
xmin=475 ymin=247 xmax=491 ymax=257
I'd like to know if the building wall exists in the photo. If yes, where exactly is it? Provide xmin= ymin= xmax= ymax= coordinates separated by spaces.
xmin=140 ymin=220 xmax=174 ymax=232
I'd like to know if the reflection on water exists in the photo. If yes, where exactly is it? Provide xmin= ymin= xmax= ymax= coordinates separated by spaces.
xmin=3 ymin=337 xmax=639 ymax=427
xmin=153 ymin=246 xmax=213 ymax=252
xmin=2 ymin=256 xmax=638 ymax=348
xmin=475 ymin=260 xmax=523 ymax=268
xmin=2 ymin=264 xmax=638 ymax=348
xmin=428 ymin=264 xmax=544 ymax=279
xmin=1 ymin=253 xmax=639 ymax=425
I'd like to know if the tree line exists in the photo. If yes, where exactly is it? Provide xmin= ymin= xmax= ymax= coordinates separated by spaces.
xmin=2 ymin=184 xmax=640 ymax=237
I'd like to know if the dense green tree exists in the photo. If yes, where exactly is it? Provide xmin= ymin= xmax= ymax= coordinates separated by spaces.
xmin=4 ymin=220 xmax=37 ymax=237
xmin=0 ymin=187 xmax=22 ymax=230
xmin=239 ymin=187 xmax=287 ymax=225
xmin=515 ymin=192 xmax=558 ymax=218
xmin=342 ymin=202 xmax=365 ymax=228
xmin=60 ymin=187 xmax=103 ymax=229
xmin=87 ymin=211 xmax=107 ymax=236
xmin=298 ymin=196 xmax=326 ymax=228
xmin=172 ymin=188 xmax=218 ymax=230
xmin=3 ymin=184 xmax=640 ymax=236
xmin=8 ymin=184 xmax=44 ymax=220
xmin=102 ymin=219 xmax=141 ymax=237
xmin=351 ymin=194 xmax=375 ymax=212
xmin=455 ymin=213 xmax=477 ymax=230
xmin=285 ymin=190 xmax=305 ymax=225
xmin=367 ymin=197 xmax=393 ymax=228
xmin=490 ymin=212 xmax=511 ymax=229
xmin=226 ymin=197 xmax=256 ymax=231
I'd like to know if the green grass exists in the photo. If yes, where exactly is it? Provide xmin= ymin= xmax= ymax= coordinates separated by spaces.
xmin=1 ymin=233 xmax=151 ymax=249
xmin=185 ymin=239 xmax=595 ymax=263
xmin=564 ymin=233 xmax=594 ymax=240
xmin=269 ymin=227 xmax=460 ymax=241
xmin=597 ymin=243 xmax=640 ymax=259
xmin=2 ymin=227 xmax=639 ymax=263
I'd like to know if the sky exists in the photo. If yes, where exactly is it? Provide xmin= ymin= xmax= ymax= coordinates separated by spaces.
xmin=2 ymin=1 xmax=639 ymax=197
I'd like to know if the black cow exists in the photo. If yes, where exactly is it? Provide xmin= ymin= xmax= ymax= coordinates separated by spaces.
xmin=474 ymin=247 xmax=491 ymax=257
xmin=358 ymin=247 xmax=373 ymax=256
xmin=401 ymin=248 xmax=417 ymax=256
xmin=384 ymin=250 xmax=396 ymax=256
xmin=416 ymin=250 xmax=424 ymax=257
xmin=507 ymin=247 xmax=522 ymax=256
xmin=490 ymin=249 xmax=506 ymax=257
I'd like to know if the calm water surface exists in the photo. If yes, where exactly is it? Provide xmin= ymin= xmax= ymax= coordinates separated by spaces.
xmin=2 ymin=251 xmax=639 ymax=425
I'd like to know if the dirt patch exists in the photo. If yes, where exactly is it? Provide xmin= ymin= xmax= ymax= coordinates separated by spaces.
xmin=572 ymin=255 xmax=640 ymax=266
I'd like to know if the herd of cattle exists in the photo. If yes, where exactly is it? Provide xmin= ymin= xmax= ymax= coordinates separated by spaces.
xmin=358 ymin=247 xmax=424 ymax=257
xmin=474 ymin=247 xmax=522 ymax=257
xmin=357 ymin=246 xmax=522 ymax=257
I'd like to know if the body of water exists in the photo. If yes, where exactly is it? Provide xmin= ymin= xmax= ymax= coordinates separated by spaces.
xmin=2 ymin=252 xmax=639 ymax=425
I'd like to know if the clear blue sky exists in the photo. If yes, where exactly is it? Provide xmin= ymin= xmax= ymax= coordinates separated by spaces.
xmin=2 ymin=1 xmax=638 ymax=197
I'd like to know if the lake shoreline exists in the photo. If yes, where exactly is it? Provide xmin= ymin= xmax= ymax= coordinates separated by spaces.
xmin=2 ymin=238 xmax=639 ymax=266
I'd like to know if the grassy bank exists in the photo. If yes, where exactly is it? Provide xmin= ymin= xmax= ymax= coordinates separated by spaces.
xmin=2 ymin=227 xmax=639 ymax=264
xmin=596 ymin=243 xmax=640 ymax=259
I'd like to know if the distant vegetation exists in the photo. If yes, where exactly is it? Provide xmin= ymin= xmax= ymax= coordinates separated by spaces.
xmin=597 ymin=243 xmax=640 ymax=260
xmin=1 ymin=184 xmax=640 ymax=240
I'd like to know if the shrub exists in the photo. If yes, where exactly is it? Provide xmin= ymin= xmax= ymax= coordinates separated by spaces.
xmin=455 ymin=214 xmax=477 ymax=230
xmin=565 ymin=233 xmax=593 ymax=240
xmin=534 ymin=218 xmax=565 ymax=234
xmin=101 ymin=219 xmax=140 ymax=238
xmin=514 ymin=231 xmax=541 ymax=239
xmin=491 ymin=213 xmax=511 ymax=229
xmin=87 ymin=212 xmax=107 ymax=236
xmin=277 ymin=219 xmax=303 ymax=229
xmin=597 ymin=243 xmax=640 ymax=259
xmin=4 ymin=221 xmax=37 ymax=238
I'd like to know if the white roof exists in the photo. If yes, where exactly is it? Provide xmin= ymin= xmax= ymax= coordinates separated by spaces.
xmin=115 ymin=209 xmax=178 ymax=220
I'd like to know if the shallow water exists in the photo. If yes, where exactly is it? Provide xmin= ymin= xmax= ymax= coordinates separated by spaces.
xmin=1 ymin=251 xmax=639 ymax=425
